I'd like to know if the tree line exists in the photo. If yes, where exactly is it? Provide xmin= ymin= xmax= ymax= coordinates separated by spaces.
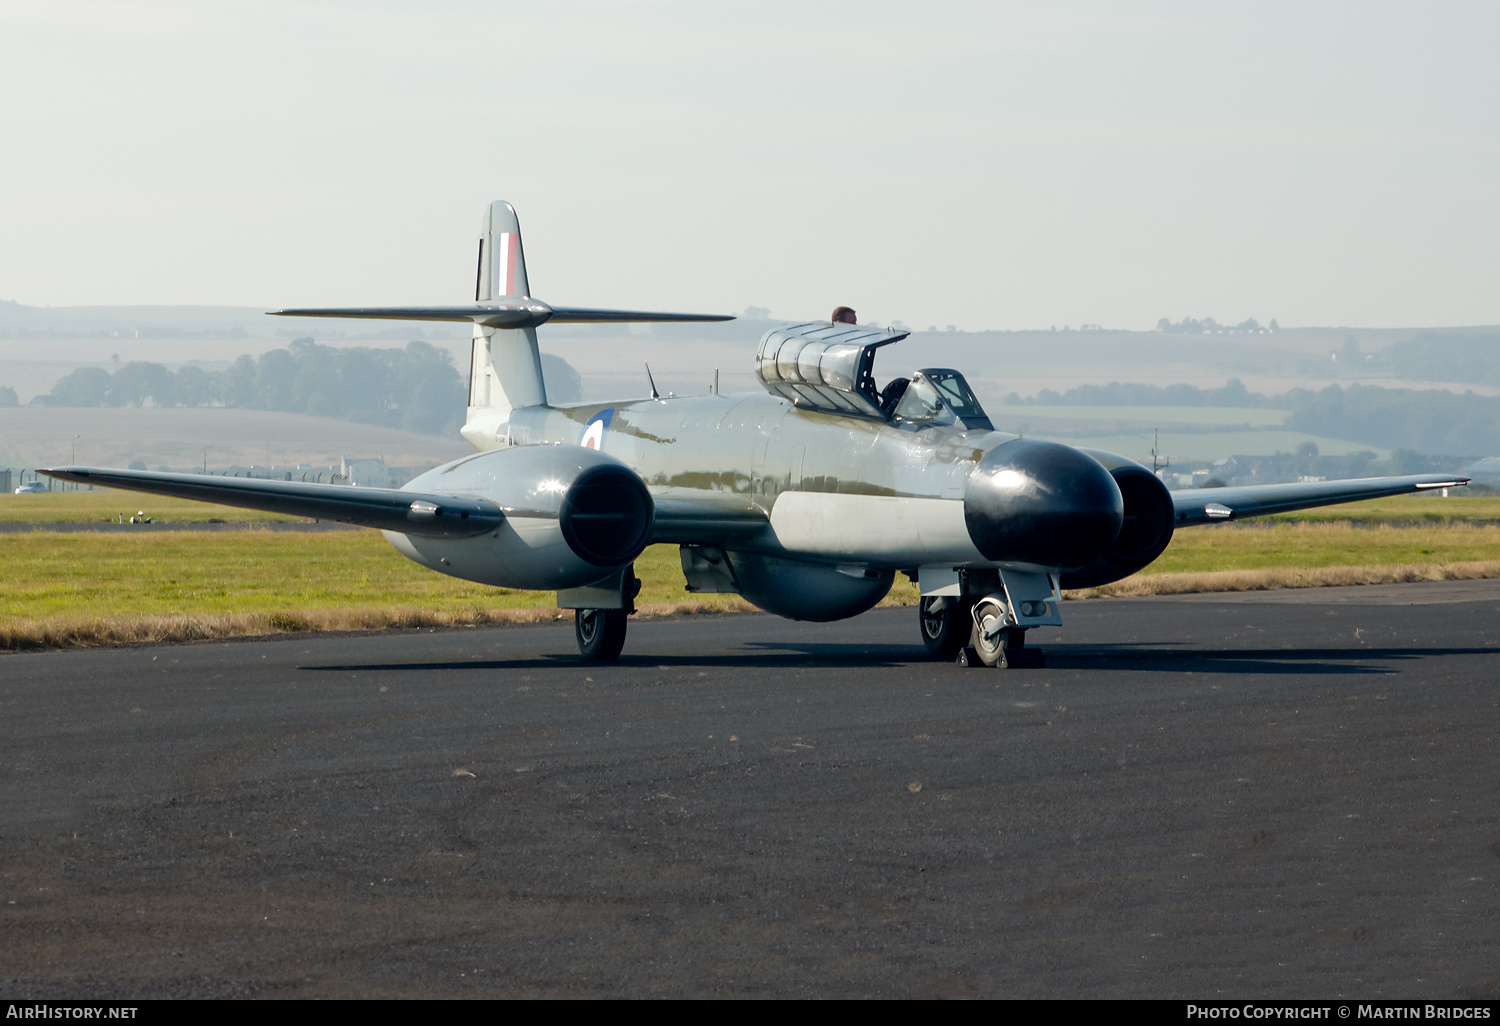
xmin=37 ymin=339 xmax=466 ymax=435
xmin=1156 ymin=316 xmax=1278 ymax=333
xmin=23 ymin=340 xmax=586 ymax=435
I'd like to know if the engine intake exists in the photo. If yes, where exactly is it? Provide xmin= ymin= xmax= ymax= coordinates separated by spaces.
xmin=388 ymin=445 xmax=655 ymax=591
xmin=1059 ymin=462 xmax=1175 ymax=589
xmin=559 ymin=463 xmax=654 ymax=567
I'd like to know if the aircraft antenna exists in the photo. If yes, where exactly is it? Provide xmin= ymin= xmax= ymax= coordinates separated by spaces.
xmin=645 ymin=362 xmax=660 ymax=400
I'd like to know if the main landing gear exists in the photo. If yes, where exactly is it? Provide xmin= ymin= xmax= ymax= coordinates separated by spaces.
xmin=919 ymin=595 xmax=972 ymax=659
xmin=918 ymin=592 xmax=1046 ymax=669
xmin=575 ymin=607 xmax=628 ymax=661
xmin=569 ymin=565 xmax=641 ymax=661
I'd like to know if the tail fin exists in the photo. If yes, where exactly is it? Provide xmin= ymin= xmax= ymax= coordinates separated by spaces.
xmin=267 ymin=199 xmax=735 ymax=451
xmin=476 ymin=201 xmax=531 ymax=302
xmin=467 ymin=202 xmax=546 ymax=445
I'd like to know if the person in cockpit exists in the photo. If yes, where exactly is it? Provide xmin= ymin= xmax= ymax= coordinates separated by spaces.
xmin=831 ymin=306 xmax=857 ymax=324
xmin=880 ymin=377 xmax=910 ymax=414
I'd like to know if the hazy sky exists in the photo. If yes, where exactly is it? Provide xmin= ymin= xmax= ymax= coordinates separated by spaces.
xmin=3 ymin=1 xmax=1496 ymax=331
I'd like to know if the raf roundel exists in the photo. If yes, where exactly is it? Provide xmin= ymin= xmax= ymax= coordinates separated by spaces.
xmin=579 ymin=410 xmax=613 ymax=450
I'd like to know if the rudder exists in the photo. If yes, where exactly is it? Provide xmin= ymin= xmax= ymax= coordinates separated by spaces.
xmin=467 ymin=202 xmax=546 ymax=446
xmin=476 ymin=201 xmax=532 ymax=302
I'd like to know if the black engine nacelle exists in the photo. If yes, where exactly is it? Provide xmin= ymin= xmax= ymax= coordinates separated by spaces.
xmin=1059 ymin=456 xmax=1175 ymax=589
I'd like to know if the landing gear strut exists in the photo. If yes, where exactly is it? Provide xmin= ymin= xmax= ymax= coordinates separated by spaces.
xmin=920 ymin=575 xmax=1049 ymax=669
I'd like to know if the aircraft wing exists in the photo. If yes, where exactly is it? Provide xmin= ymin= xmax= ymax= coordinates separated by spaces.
xmin=40 ymin=467 xmax=770 ymax=546
xmin=1172 ymin=474 xmax=1469 ymax=526
xmin=39 ymin=467 xmax=504 ymax=538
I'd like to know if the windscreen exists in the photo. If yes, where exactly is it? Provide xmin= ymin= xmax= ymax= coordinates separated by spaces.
xmin=893 ymin=369 xmax=992 ymax=428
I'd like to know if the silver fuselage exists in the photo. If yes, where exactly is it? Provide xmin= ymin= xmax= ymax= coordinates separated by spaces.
xmin=481 ymin=391 xmax=1018 ymax=570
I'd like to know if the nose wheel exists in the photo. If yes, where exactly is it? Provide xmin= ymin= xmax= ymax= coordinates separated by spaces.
xmin=964 ymin=596 xmax=1045 ymax=669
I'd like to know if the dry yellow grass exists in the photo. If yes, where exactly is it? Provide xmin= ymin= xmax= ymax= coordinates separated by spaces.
xmin=6 ymin=560 xmax=1497 ymax=652
xmin=6 ymin=520 xmax=1500 ymax=652
xmin=0 ymin=599 xmax=764 ymax=652
xmin=1066 ymin=559 xmax=1500 ymax=599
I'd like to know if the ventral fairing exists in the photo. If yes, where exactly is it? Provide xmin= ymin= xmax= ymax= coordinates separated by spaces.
xmin=44 ymin=202 xmax=1469 ymax=666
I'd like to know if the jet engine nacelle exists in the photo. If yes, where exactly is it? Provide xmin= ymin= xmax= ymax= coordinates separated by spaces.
xmin=384 ymin=446 xmax=654 ymax=590
xmin=1059 ymin=454 xmax=1176 ymax=589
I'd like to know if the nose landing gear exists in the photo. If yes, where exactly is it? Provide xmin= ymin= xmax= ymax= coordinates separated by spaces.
xmin=966 ymin=596 xmax=1045 ymax=669
xmin=918 ymin=580 xmax=1049 ymax=669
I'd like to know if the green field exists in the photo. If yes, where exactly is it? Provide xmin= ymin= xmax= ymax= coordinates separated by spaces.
xmin=1023 ymin=430 xmax=1387 ymax=462
xmin=992 ymin=404 xmax=1291 ymax=427
xmin=1260 ymin=493 xmax=1500 ymax=525
xmin=0 ymin=534 xmax=709 ymax=619
xmin=0 ymin=487 xmax=304 ymax=523
xmin=984 ymin=404 xmax=1391 ymax=462
xmin=5 ymin=513 xmax=1500 ymax=620
xmin=1145 ymin=521 xmax=1500 ymax=575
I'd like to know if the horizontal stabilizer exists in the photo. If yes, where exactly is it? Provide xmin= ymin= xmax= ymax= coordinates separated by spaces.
xmin=271 ymin=305 xmax=734 ymax=330
xmin=39 ymin=467 xmax=504 ymax=538
xmin=549 ymin=308 xmax=736 ymax=323
xmin=1172 ymin=474 xmax=1469 ymax=526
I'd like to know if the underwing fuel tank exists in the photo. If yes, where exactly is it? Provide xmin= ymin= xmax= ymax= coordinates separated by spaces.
xmin=724 ymin=551 xmax=895 ymax=622
xmin=963 ymin=439 xmax=1126 ymax=569
xmin=384 ymin=446 xmax=654 ymax=590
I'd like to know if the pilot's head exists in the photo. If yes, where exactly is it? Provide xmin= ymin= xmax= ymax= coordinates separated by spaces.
xmin=831 ymin=306 xmax=857 ymax=324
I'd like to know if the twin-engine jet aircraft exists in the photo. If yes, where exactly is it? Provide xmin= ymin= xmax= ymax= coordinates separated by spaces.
xmin=44 ymin=202 xmax=1469 ymax=666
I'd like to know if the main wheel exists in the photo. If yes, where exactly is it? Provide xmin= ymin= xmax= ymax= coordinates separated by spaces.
xmin=575 ymin=608 xmax=628 ymax=661
xmin=971 ymin=597 xmax=1022 ymax=668
xmin=919 ymin=596 xmax=972 ymax=659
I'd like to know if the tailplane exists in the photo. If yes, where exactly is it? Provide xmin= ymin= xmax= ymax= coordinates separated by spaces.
xmin=268 ymin=200 xmax=734 ymax=449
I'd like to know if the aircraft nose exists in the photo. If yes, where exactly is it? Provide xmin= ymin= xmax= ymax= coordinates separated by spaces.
xmin=963 ymin=439 xmax=1124 ymax=569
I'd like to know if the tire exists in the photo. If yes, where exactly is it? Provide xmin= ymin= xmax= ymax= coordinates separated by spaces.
xmin=919 ymin=596 xmax=972 ymax=659
xmin=971 ymin=597 xmax=1021 ymax=668
xmin=575 ymin=608 xmax=628 ymax=661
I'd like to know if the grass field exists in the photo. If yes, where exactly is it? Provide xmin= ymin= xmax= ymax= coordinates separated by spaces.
xmin=0 ymin=534 xmax=709 ymax=618
xmin=4 ymin=492 xmax=1500 ymax=650
xmin=1019 ymin=429 xmax=1390 ymax=462
xmin=983 ymin=403 xmax=1387 ymax=463
xmin=0 ymin=488 xmax=305 ymax=523
xmin=992 ymin=404 xmax=1291 ymax=427
xmin=1259 ymin=493 xmax=1500 ymax=524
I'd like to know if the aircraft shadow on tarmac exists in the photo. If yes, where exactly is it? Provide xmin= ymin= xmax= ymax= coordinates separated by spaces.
xmin=302 ymin=643 xmax=922 ymax=673
xmin=299 ymin=643 xmax=1494 ymax=676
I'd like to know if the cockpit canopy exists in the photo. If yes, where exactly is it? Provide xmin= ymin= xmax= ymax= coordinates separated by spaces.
xmin=756 ymin=321 xmax=905 ymax=419
xmin=755 ymin=321 xmax=993 ymax=430
xmin=891 ymin=369 xmax=994 ymax=431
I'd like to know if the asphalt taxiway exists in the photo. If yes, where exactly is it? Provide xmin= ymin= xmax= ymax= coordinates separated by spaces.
xmin=3 ymin=580 xmax=1498 ymax=998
